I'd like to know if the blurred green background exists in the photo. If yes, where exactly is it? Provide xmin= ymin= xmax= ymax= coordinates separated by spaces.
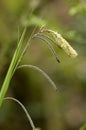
xmin=0 ymin=0 xmax=86 ymax=130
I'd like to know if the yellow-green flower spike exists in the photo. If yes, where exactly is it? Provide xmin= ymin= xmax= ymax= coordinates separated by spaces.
xmin=40 ymin=28 xmax=78 ymax=58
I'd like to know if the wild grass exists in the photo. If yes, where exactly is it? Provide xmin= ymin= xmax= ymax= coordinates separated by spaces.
xmin=0 ymin=25 xmax=78 ymax=129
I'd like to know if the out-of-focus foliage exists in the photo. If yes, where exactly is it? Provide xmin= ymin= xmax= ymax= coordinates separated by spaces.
xmin=0 ymin=0 xmax=86 ymax=130
xmin=23 ymin=14 xmax=46 ymax=27
xmin=69 ymin=1 xmax=86 ymax=15
xmin=80 ymin=124 xmax=86 ymax=130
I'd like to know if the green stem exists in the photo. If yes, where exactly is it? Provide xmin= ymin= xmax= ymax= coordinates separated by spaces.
xmin=0 ymin=27 xmax=27 ymax=107
xmin=12 ymin=26 xmax=37 ymax=75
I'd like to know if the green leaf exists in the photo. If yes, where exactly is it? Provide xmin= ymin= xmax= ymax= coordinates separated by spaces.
xmin=0 ymin=27 xmax=27 ymax=107
xmin=23 ymin=15 xmax=46 ymax=27
xmin=69 ymin=4 xmax=83 ymax=15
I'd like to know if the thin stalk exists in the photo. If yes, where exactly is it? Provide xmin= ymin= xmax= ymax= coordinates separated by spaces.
xmin=12 ymin=26 xmax=38 ymax=76
xmin=17 ymin=64 xmax=57 ymax=90
xmin=4 ymin=97 xmax=36 ymax=130
xmin=37 ymin=32 xmax=61 ymax=49
xmin=0 ymin=27 xmax=27 ymax=107
xmin=33 ymin=35 xmax=60 ymax=63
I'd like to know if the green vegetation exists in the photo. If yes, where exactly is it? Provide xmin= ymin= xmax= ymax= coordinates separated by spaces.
xmin=0 ymin=0 xmax=86 ymax=130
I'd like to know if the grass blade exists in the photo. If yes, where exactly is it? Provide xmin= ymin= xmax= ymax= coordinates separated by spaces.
xmin=0 ymin=27 xmax=27 ymax=107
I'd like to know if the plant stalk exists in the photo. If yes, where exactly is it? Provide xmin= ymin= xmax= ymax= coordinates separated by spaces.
xmin=0 ymin=27 xmax=27 ymax=107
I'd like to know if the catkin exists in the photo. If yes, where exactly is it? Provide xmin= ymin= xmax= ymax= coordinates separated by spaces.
xmin=40 ymin=28 xmax=78 ymax=58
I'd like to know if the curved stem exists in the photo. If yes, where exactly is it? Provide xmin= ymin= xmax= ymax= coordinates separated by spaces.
xmin=37 ymin=33 xmax=61 ymax=49
xmin=17 ymin=64 xmax=57 ymax=90
xmin=33 ymin=35 xmax=60 ymax=63
xmin=4 ymin=97 xmax=36 ymax=130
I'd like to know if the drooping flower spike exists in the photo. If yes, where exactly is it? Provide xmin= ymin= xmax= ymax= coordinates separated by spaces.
xmin=39 ymin=26 xmax=78 ymax=58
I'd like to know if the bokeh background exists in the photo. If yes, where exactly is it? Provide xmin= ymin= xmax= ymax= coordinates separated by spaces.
xmin=0 ymin=0 xmax=86 ymax=130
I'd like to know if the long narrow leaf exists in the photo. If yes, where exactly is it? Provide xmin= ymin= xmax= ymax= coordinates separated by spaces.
xmin=0 ymin=27 xmax=27 ymax=107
